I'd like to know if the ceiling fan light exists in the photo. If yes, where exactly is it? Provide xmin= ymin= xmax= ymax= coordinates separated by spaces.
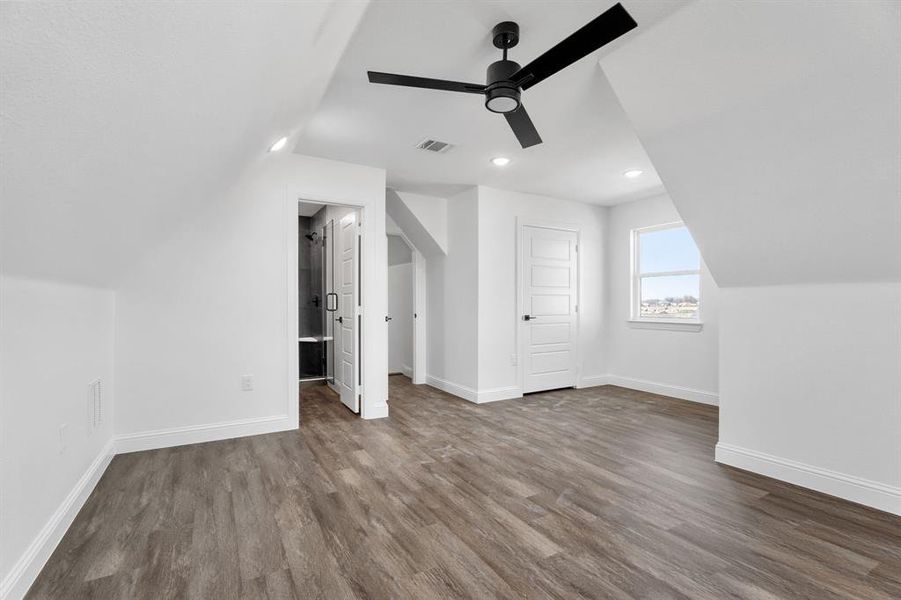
xmin=485 ymin=86 xmax=520 ymax=114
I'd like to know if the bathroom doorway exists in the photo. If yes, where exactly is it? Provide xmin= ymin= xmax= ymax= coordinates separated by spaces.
xmin=298 ymin=200 xmax=361 ymax=414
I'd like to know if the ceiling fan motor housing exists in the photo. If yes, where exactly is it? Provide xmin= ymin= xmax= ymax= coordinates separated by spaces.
xmin=485 ymin=59 xmax=521 ymax=113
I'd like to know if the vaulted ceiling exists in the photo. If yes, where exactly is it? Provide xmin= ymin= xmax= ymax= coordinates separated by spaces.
xmin=5 ymin=1 xmax=895 ymax=290
xmin=294 ymin=0 xmax=688 ymax=205
xmin=600 ymin=0 xmax=900 ymax=286
xmin=1 ymin=1 xmax=367 ymax=285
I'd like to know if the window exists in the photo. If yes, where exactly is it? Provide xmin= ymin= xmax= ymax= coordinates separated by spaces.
xmin=631 ymin=223 xmax=700 ymax=323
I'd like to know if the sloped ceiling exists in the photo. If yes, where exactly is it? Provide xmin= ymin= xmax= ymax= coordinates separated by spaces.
xmin=0 ymin=1 xmax=367 ymax=286
xmin=601 ymin=0 xmax=901 ymax=287
xmin=295 ymin=0 xmax=691 ymax=205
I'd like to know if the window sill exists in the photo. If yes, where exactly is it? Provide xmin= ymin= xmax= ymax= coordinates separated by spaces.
xmin=628 ymin=319 xmax=703 ymax=332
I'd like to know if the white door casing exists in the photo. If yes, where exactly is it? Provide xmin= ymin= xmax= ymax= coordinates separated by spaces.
xmin=336 ymin=212 xmax=360 ymax=412
xmin=519 ymin=224 xmax=579 ymax=394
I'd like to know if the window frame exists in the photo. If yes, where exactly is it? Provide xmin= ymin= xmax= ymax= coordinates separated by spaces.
xmin=630 ymin=221 xmax=702 ymax=329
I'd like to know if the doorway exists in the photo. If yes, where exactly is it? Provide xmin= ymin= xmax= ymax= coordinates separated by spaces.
xmin=387 ymin=235 xmax=413 ymax=377
xmin=384 ymin=229 xmax=426 ymax=384
xmin=298 ymin=201 xmax=362 ymax=414
xmin=517 ymin=222 xmax=580 ymax=393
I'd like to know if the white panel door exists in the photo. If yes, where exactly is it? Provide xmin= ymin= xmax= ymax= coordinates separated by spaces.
xmin=335 ymin=212 xmax=359 ymax=413
xmin=520 ymin=225 xmax=578 ymax=393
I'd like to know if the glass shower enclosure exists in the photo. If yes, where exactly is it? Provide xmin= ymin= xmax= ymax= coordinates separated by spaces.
xmin=299 ymin=215 xmax=336 ymax=382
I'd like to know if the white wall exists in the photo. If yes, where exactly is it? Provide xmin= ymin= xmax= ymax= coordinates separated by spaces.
xmin=114 ymin=153 xmax=387 ymax=451
xmin=0 ymin=276 xmax=116 ymax=597
xmin=717 ymin=283 xmax=901 ymax=514
xmin=387 ymin=235 xmax=412 ymax=266
xmin=601 ymin=0 xmax=900 ymax=514
xmin=394 ymin=191 xmax=448 ymax=254
xmin=386 ymin=190 xmax=447 ymax=258
xmin=477 ymin=186 xmax=608 ymax=399
xmin=388 ymin=262 xmax=413 ymax=375
xmin=605 ymin=194 xmax=719 ymax=404
xmin=426 ymin=187 xmax=478 ymax=392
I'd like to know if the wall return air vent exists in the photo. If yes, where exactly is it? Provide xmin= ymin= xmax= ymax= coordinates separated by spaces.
xmin=416 ymin=138 xmax=454 ymax=153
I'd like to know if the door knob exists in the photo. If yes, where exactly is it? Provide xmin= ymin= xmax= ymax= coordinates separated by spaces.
xmin=337 ymin=316 xmax=343 ymax=324
xmin=385 ymin=316 xmax=393 ymax=322
xmin=523 ymin=314 xmax=538 ymax=321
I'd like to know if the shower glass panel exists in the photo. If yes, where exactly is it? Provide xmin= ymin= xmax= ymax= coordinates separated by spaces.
xmin=299 ymin=215 xmax=336 ymax=382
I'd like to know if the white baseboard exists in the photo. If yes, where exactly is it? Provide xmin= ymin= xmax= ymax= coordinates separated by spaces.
xmin=577 ymin=374 xmax=610 ymax=388
xmin=362 ymin=403 xmax=389 ymax=420
xmin=426 ymin=375 xmax=521 ymax=404
xmin=476 ymin=385 xmax=522 ymax=403
xmin=606 ymin=374 xmax=719 ymax=406
xmin=1 ymin=439 xmax=116 ymax=600
xmin=115 ymin=414 xmax=296 ymax=454
xmin=401 ymin=364 xmax=413 ymax=379
xmin=426 ymin=374 xmax=478 ymax=403
xmin=716 ymin=443 xmax=901 ymax=516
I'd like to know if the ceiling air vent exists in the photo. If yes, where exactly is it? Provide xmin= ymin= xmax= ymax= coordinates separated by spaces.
xmin=416 ymin=138 xmax=453 ymax=153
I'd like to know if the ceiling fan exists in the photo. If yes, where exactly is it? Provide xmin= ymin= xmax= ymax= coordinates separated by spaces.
xmin=366 ymin=3 xmax=637 ymax=149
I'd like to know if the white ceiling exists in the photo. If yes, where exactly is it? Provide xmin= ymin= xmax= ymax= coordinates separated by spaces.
xmin=0 ymin=1 xmax=366 ymax=286
xmin=294 ymin=0 xmax=688 ymax=205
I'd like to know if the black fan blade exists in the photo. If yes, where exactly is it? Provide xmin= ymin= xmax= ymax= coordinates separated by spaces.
xmin=368 ymin=71 xmax=486 ymax=94
xmin=512 ymin=3 xmax=637 ymax=91
xmin=504 ymin=105 xmax=542 ymax=148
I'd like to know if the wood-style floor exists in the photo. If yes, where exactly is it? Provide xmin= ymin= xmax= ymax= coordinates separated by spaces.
xmin=27 ymin=376 xmax=901 ymax=599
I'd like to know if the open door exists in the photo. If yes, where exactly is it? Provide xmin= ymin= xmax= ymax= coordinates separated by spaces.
xmin=335 ymin=212 xmax=360 ymax=412
xmin=519 ymin=224 xmax=579 ymax=393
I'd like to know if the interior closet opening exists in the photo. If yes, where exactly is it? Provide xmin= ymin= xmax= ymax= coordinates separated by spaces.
xmin=387 ymin=235 xmax=414 ymax=378
xmin=298 ymin=200 xmax=363 ymax=417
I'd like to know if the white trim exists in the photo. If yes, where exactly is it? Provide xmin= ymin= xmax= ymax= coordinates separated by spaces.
xmin=576 ymin=374 xmax=610 ymax=388
xmin=1 ymin=439 xmax=115 ymax=600
xmin=639 ymin=269 xmax=700 ymax=278
xmin=361 ymin=403 xmax=389 ymax=420
xmin=412 ymin=248 xmax=427 ymax=385
xmin=401 ymin=363 xmax=413 ymax=378
xmin=114 ymin=414 xmax=295 ymax=454
xmin=627 ymin=319 xmax=703 ymax=332
xmin=425 ymin=375 xmax=521 ymax=405
xmin=607 ymin=374 xmax=718 ymax=405
xmin=290 ymin=186 xmax=389 ymax=421
xmin=633 ymin=220 xmax=685 ymax=234
xmin=715 ymin=443 xmax=901 ymax=516
xmin=387 ymin=229 xmax=427 ymax=385
xmin=429 ymin=372 xmax=717 ymax=407
xmin=476 ymin=385 xmax=522 ymax=403
xmin=426 ymin=375 xmax=478 ymax=403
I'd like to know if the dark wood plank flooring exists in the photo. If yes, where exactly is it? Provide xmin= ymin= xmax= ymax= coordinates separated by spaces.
xmin=26 ymin=376 xmax=901 ymax=599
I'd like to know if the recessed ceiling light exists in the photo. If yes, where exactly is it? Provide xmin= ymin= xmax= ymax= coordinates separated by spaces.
xmin=491 ymin=157 xmax=511 ymax=167
xmin=623 ymin=169 xmax=643 ymax=178
xmin=268 ymin=136 xmax=288 ymax=153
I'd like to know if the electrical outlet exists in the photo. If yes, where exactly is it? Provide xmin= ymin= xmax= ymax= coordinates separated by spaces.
xmin=58 ymin=424 xmax=68 ymax=454
xmin=241 ymin=374 xmax=254 ymax=391
xmin=511 ymin=354 xmax=518 ymax=366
